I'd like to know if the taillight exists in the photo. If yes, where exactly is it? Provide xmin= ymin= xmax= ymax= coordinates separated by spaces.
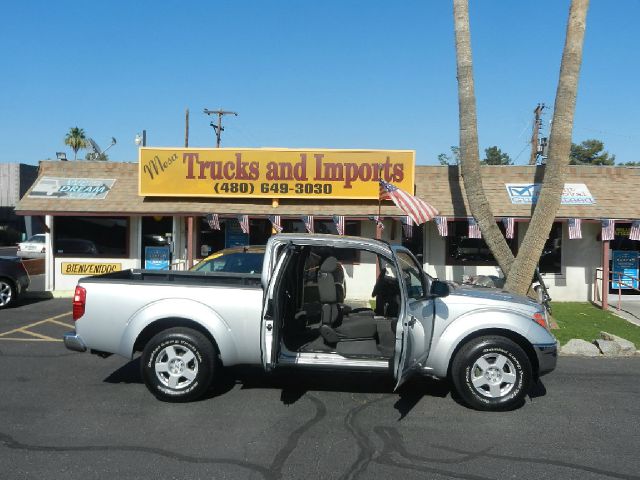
xmin=73 ymin=286 xmax=86 ymax=321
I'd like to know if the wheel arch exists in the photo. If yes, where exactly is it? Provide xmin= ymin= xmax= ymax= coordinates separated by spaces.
xmin=133 ymin=317 xmax=222 ymax=363
xmin=446 ymin=328 xmax=539 ymax=380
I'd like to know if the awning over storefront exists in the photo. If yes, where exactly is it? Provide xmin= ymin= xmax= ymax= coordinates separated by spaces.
xmin=15 ymin=160 xmax=640 ymax=221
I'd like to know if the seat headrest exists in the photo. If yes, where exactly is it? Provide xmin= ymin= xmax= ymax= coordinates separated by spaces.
xmin=320 ymin=256 xmax=338 ymax=273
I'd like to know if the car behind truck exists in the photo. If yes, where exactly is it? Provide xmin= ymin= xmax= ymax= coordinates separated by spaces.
xmin=64 ymin=234 xmax=557 ymax=411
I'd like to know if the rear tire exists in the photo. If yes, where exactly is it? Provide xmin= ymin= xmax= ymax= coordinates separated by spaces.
xmin=141 ymin=327 xmax=216 ymax=402
xmin=451 ymin=336 xmax=532 ymax=411
xmin=0 ymin=278 xmax=17 ymax=309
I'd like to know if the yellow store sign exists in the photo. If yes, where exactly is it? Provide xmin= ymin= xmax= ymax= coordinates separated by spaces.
xmin=139 ymin=148 xmax=415 ymax=199
xmin=61 ymin=263 xmax=122 ymax=275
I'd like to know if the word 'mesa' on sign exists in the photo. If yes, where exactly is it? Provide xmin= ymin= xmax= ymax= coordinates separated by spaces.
xmin=61 ymin=263 xmax=122 ymax=275
xmin=138 ymin=148 xmax=415 ymax=199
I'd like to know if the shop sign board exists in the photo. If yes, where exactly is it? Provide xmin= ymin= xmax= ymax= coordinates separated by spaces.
xmin=144 ymin=246 xmax=171 ymax=270
xmin=61 ymin=262 xmax=122 ymax=275
xmin=138 ymin=148 xmax=415 ymax=199
xmin=29 ymin=177 xmax=115 ymax=199
xmin=505 ymin=183 xmax=595 ymax=205
xmin=611 ymin=251 xmax=639 ymax=290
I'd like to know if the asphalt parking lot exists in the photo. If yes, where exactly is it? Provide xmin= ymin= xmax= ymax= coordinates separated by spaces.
xmin=1 ymin=299 xmax=640 ymax=480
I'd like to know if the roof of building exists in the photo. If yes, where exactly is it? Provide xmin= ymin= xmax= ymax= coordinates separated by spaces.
xmin=14 ymin=160 xmax=640 ymax=220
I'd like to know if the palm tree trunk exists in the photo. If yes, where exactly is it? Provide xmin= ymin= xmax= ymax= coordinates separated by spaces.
xmin=453 ymin=0 xmax=515 ymax=274
xmin=505 ymin=0 xmax=589 ymax=294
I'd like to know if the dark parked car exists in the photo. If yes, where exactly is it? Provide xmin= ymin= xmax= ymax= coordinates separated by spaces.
xmin=0 ymin=257 xmax=30 ymax=309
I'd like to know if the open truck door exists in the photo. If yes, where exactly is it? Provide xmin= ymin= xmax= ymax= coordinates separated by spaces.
xmin=261 ymin=243 xmax=298 ymax=371
xmin=393 ymin=249 xmax=436 ymax=390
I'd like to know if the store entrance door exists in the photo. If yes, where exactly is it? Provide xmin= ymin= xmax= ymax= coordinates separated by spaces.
xmin=140 ymin=216 xmax=174 ymax=268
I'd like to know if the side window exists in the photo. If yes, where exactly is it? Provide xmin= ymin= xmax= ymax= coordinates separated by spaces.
xmin=396 ymin=251 xmax=426 ymax=300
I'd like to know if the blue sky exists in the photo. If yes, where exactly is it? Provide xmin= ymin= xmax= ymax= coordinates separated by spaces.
xmin=1 ymin=0 xmax=638 ymax=165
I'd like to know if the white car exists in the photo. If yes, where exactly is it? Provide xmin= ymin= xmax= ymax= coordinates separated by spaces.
xmin=17 ymin=234 xmax=46 ymax=258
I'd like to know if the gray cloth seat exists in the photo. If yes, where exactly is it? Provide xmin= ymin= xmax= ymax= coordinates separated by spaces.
xmin=317 ymin=256 xmax=376 ymax=344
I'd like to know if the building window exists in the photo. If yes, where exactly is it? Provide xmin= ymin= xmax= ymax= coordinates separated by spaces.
xmin=196 ymin=217 xmax=272 ymax=258
xmin=445 ymin=220 xmax=517 ymax=266
xmin=53 ymin=216 xmax=128 ymax=258
xmin=282 ymin=218 xmax=361 ymax=262
xmin=402 ymin=222 xmax=423 ymax=261
xmin=539 ymin=222 xmax=562 ymax=274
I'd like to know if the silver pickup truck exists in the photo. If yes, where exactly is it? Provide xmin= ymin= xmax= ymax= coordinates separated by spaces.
xmin=64 ymin=234 xmax=557 ymax=411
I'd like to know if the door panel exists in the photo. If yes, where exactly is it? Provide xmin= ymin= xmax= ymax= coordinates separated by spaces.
xmin=261 ymin=245 xmax=295 ymax=370
xmin=393 ymin=249 xmax=435 ymax=389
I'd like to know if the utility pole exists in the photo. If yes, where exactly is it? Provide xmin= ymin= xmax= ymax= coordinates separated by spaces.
xmin=185 ymin=108 xmax=189 ymax=148
xmin=528 ymin=103 xmax=545 ymax=165
xmin=203 ymin=108 xmax=238 ymax=147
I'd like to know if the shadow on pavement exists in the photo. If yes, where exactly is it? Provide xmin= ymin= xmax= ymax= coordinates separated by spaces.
xmin=103 ymin=359 xmax=451 ymax=414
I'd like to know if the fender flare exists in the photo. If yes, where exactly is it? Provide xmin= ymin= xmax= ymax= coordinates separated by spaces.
xmin=426 ymin=308 xmax=536 ymax=378
xmin=118 ymin=298 xmax=240 ymax=365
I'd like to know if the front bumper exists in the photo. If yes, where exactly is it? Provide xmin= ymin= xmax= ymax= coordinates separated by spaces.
xmin=63 ymin=332 xmax=87 ymax=352
xmin=534 ymin=342 xmax=558 ymax=376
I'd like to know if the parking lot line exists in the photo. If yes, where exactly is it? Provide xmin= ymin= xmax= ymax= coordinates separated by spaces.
xmin=0 ymin=311 xmax=72 ymax=342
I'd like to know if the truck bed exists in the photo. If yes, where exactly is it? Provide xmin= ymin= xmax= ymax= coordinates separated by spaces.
xmin=79 ymin=269 xmax=262 ymax=288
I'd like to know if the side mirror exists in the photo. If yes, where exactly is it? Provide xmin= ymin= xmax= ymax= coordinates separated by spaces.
xmin=430 ymin=280 xmax=450 ymax=298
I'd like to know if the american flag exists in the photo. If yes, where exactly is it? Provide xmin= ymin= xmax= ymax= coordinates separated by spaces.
xmin=601 ymin=219 xmax=615 ymax=241
xmin=332 ymin=215 xmax=345 ymax=235
xmin=369 ymin=215 xmax=384 ymax=231
xmin=237 ymin=214 xmax=250 ymax=235
xmin=268 ymin=215 xmax=283 ymax=233
xmin=435 ymin=216 xmax=448 ymax=237
xmin=468 ymin=218 xmax=482 ymax=239
xmin=502 ymin=217 xmax=515 ymax=239
xmin=206 ymin=213 xmax=220 ymax=230
xmin=568 ymin=218 xmax=582 ymax=239
xmin=630 ymin=220 xmax=640 ymax=241
xmin=401 ymin=216 xmax=414 ymax=239
xmin=302 ymin=215 xmax=314 ymax=233
xmin=378 ymin=179 xmax=438 ymax=225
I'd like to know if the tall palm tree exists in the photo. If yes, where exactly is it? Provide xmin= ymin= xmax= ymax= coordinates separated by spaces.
xmin=64 ymin=127 xmax=88 ymax=160
xmin=504 ymin=0 xmax=590 ymax=294
xmin=453 ymin=0 xmax=515 ymax=274
xmin=453 ymin=0 xmax=589 ymax=295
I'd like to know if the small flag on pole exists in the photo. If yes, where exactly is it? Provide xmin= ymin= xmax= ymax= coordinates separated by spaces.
xmin=379 ymin=179 xmax=438 ymax=225
xmin=630 ymin=220 xmax=640 ymax=241
xmin=502 ymin=217 xmax=515 ymax=239
xmin=237 ymin=215 xmax=250 ymax=235
xmin=302 ymin=215 xmax=314 ymax=233
xmin=401 ymin=216 xmax=414 ymax=239
xmin=333 ymin=215 xmax=345 ymax=235
xmin=268 ymin=215 xmax=283 ymax=233
xmin=369 ymin=215 xmax=384 ymax=231
xmin=568 ymin=218 xmax=582 ymax=239
xmin=601 ymin=219 xmax=615 ymax=241
xmin=206 ymin=214 xmax=220 ymax=230
xmin=468 ymin=218 xmax=482 ymax=239
xmin=435 ymin=216 xmax=448 ymax=237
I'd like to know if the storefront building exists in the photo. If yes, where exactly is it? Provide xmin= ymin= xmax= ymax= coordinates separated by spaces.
xmin=14 ymin=149 xmax=640 ymax=303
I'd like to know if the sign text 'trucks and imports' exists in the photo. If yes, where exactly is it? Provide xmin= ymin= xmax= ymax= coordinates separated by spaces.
xmin=138 ymin=148 xmax=415 ymax=199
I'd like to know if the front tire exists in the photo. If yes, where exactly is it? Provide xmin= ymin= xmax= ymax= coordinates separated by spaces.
xmin=0 ymin=278 xmax=17 ymax=309
xmin=141 ymin=327 xmax=216 ymax=402
xmin=451 ymin=336 xmax=532 ymax=411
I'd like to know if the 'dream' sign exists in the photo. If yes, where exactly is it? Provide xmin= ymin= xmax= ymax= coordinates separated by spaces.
xmin=138 ymin=148 xmax=415 ymax=199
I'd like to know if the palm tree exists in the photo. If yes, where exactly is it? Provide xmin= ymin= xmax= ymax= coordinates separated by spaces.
xmin=453 ymin=0 xmax=589 ymax=295
xmin=504 ymin=0 xmax=590 ymax=294
xmin=64 ymin=127 xmax=88 ymax=160
xmin=453 ymin=0 xmax=515 ymax=274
